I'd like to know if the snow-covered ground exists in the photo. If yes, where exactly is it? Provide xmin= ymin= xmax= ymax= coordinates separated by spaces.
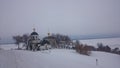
xmin=0 ymin=43 xmax=24 ymax=50
xmin=0 ymin=44 xmax=120 ymax=68
xmin=0 ymin=44 xmax=17 ymax=50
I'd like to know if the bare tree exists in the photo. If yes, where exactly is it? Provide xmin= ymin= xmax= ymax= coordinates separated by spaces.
xmin=13 ymin=35 xmax=23 ymax=49
xmin=22 ymin=34 xmax=29 ymax=44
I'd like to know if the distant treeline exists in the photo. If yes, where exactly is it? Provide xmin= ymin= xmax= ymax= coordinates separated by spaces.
xmin=74 ymin=40 xmax=120 ymax=56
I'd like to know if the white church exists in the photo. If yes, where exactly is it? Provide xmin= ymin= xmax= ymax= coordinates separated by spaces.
xmin=26 ymin=28 xmax=51 ymax=51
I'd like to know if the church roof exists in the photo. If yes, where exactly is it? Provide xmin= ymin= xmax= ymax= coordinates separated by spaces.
xmin=43 ymin=36 xmax=56 ymax=40
xmin=31 ymin=32 xmax=38 ymax=35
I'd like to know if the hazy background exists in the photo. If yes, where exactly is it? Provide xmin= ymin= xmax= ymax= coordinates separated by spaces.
xmin=0 ymin=0 xmax=120 ymax=43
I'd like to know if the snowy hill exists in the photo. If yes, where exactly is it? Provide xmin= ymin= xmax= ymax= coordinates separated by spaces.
xmin=0 ymin=49 xmax=120 ymax=68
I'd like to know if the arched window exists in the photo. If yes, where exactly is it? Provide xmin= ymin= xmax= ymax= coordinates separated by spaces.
xmin=36 ymin=36 xmax=37 ymax=39
xmin=33 ymin=36 xmax=35 ymax=40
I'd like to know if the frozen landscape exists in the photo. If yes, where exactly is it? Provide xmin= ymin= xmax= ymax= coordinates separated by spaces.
xmin=0 ymin=44 xmax=120 ymax=68
xmin=0 ymin=0 xmax=120 ymax=68
xmin=79 ymin=37 xmax=120 ymax=49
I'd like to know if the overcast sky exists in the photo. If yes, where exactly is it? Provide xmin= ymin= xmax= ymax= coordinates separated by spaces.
xmin=0 ymin=0 xmax=120 ymax=38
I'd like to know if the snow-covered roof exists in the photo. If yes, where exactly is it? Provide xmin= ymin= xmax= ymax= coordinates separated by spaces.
xmin=30 ymin=32 xmax=39 ymax=35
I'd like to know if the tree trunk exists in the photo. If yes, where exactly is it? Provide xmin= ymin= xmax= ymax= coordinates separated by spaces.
xmin=18 ymin=44 xmax=20 ymax=49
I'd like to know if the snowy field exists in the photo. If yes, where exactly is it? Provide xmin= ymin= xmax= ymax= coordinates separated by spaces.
xmin=0 ymin=43 xmax=24 ymax=50
xmin=79 ymin=37 xmax=120 ymax=49
xmin=0 ymin=44 xmax=120 ymax=68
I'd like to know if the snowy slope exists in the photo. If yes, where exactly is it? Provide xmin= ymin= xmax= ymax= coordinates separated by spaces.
xmin=0 ymin=49 xmax=120 ymax=68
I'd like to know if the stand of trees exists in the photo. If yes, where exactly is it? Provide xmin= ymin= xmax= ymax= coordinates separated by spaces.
xmin=97 ymin=43 xmax=120 ymax=55
xmin=51 ymin=33 xmax=71 ymax=44
xmin=74 ymin=40 xmax=120 ymax=56
xmin=13 ymin=34 xmax=29 ymax=49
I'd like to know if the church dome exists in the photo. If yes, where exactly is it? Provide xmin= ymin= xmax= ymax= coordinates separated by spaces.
xmin=31 ymin=32 xmax=38 ymax=35
xmin=30 ymin=28 xmax=39 ymax=35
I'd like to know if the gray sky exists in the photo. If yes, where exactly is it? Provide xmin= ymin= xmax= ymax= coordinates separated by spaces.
xmin=0 ymin=0 xmax=120 ymax=38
